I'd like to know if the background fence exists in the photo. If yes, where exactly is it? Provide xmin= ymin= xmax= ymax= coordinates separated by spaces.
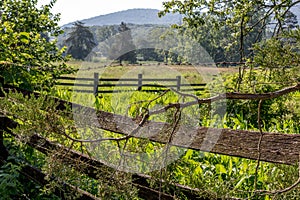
xmin=56 ymin=73 xmax=207 ymax=95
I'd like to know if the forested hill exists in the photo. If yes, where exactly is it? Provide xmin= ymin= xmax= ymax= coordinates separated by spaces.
xmin=63 ymin=8 xmax=182 ymax=27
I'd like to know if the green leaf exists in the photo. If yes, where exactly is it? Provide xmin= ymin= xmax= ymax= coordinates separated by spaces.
xmin=19 ymin=32 xmax=30 ymax=44
xmin=194 ymin=166 xmax=203 ymax=176
xmin=183 ymin=149 xmax=193 ymax=160
xmin=234 ymin=176 xmax=247 ymax=189
xmin=228 ymin=158 xmax=233 ymax=176
xmin=216 ymin=164 xmax=227 ymax=174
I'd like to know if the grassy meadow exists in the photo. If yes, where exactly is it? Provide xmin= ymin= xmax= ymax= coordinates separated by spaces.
xmin=48 ymin=61 xmax=300 ymax=199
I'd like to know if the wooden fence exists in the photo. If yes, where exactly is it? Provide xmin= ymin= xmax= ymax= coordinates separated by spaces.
xmin=56 ymin=73 xmax=207 ymax=95
xmin=1 ymin=83 xmax=300 ymax=199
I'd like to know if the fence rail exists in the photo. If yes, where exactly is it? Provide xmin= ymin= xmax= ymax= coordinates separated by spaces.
xmin=56 ymin=73 xmax=207 ymax=95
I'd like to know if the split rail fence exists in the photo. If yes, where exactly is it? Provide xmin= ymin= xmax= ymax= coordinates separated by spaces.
xmin=56 ymin=73 xmax=207 ymax=95
xmin=1 ymin=82 xmax=300 ymax=199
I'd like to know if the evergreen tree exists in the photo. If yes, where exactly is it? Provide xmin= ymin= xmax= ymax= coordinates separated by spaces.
xmin=65 ymin=21 xmax=97 ymax=60
xmin=108 ymin=22 xmax=137 ymax=64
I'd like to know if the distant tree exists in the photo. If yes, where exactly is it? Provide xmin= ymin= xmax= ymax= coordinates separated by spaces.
xmin=94 ymin=25 xmax=118 ymax=43
xmin=108 ymin=22 xmax=137 ymax=64
xmin=65 ymin=21 xmax=97 ymax=60
xmin=283 ymin=11 xmax=299 ymax=31
xmin=135 ymin=36 xmax=164 ymax=62
xmin=91 ymin=25 xmax=118 ymax=58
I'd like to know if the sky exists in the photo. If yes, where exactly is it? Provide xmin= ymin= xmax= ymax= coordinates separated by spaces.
xmin=38 ymin=0 xmax=166 ymax=25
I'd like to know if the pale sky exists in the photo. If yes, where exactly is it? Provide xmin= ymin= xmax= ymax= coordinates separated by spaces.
xmin=38 ymin=0 xmax=166 ymax=25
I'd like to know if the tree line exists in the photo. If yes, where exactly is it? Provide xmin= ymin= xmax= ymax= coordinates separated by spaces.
xmin=62 ymin=9 xmax=299 ymax=65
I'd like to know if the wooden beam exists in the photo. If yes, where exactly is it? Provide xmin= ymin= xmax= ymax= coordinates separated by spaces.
xmin=3 ymin=85 xmax=300 ymax=165
xmin=72 ymin=104 xmax=300 ymax=165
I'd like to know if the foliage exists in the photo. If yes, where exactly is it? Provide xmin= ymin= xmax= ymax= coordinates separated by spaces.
xmin=282 ymin=10 xmax=299 ymax=31
xmin=92 ymin=25 xmax=118 ymax=43
xmin=0 ymin=137 xmax=61 ymax=199
xmin=158 ymin=0 xmax=300 ymax=126
xmin=251 ymin=32 xmax=300 ymax=83
xmin=2 ymin=72 xmax=299 ymax=199
xmin=0 ymin=90 xmax=142 ymax=199
xmin=206 ymin=68 xmax=299 ymax=129
xmin=0 ymin=159 xmax=24 ymax=199
xmin=108 ymin=22 xmax=137 ymax=64
xmin=135 ymin=27 xmax=170 ymax=63
xmin=159 ymin=0 xmax=271 ymax=62
xmin=0 ymin=0 xmax=74 ymax=90
xmin=159 ymin=0 xmax=300 ymax=67
xmin=65 ymin=21 xmax=97 ymax=60
xmin=51 ymin=72 xmax=299 ymax=199
xmin=165 ymin=147 xmax=300 ymax=199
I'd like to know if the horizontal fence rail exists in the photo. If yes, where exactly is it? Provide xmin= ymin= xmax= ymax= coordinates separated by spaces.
xmin=56 ymin=73 xmax=207 ymax=95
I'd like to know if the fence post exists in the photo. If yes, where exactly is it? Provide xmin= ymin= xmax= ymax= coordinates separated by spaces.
xmin=138 ymin=74 xmax=143 ymax=91
xmin=176 ymin=75 xmax=181 ymax=91
xmin=94 ymin=72 xmax=99 ymax=96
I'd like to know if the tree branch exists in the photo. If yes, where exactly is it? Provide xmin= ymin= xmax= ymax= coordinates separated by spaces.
xmin=150 ymin=82 xmax=300 ymax=115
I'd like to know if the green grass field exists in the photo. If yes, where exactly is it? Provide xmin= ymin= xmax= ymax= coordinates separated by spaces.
xmin=47 ymin=61 xmax=300 ymax=199
xmin=65 ymin=60 xmax=238 ymax=83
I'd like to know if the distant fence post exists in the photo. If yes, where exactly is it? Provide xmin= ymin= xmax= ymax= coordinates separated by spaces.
xmin=176 ymin=75 xmax=181 ymax=91
xmin=138 ymin=74 xmax=143 ymax=91
xmin=94 ymin=72 xmax=99 ymax=96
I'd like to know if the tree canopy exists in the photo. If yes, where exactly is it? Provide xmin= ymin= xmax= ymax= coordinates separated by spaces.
xmin=0 ymin=0 xmax=74 ymax=90
xmin=159 ymin=0 xmax=300 ymax=85
xmin=160 ymin=1 xmax=298 ymax=57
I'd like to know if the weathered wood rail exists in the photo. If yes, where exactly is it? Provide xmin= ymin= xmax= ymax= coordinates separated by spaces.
xmin=69 ymin=105 xmax=299 ymax=165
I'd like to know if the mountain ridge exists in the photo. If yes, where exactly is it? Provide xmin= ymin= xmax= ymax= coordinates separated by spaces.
xmin=63 ymin=8 xmax=182 ymax=27
xmin=62 ymin=7 xmax=300 ymax=28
